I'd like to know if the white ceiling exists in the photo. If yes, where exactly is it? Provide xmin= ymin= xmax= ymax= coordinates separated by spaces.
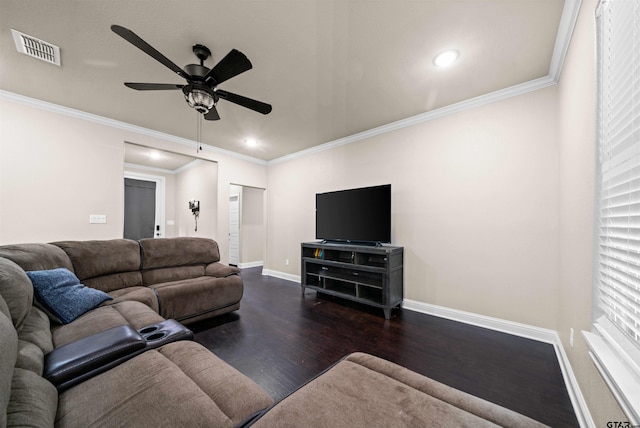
xmin=0 ymin=0 xmax=567 ymax=161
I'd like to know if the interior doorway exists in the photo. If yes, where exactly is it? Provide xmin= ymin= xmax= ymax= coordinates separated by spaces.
xmin=229 ymin=184 xmax=265 ymax=268
xmin=124 ymin=143 xmax=218 ymax=239
xmin=123 ymin=171 xmax=166 ymax=239
xmin=124 ymin=178 xmax=156 ymax=240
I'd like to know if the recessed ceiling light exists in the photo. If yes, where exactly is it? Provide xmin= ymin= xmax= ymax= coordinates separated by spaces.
xmin=433 ymin=50 xmax=459 ymax=68
xmin=148 ymin=150 xmax=162 ymax=160
xmin=246 ymin=139 xmax=258 ymax=148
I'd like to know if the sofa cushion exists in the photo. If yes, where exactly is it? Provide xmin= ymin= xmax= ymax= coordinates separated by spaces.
xmin=140 ymin=237 xmax=219 ymax=269
xmin=55 ymin=341 xmax=272 ymax=428
xmin=150 ymin=275 xmax=243 ymax=321
xmin=107 ymin=286 xmax=159 ymax=313
xmin=206 ymin=262 xmax=241 ymax=278
xmin=52 ymin=239 xmax=141 ymax=281
xmin=142 ymin=265 xmax=205 ymax=285
xmin=0 ymin=306 xmax=17 ymax=428
xmin=51 ymin=301 xmax=164 ymax=348
xmin=7 ymin=368 xmax=57 ymax=428
xmin=0 ymin=258 xmax=34 ymax=331
xmin=26 ymin=268 xmax=112 ymax=324
xmin=82 ymin=271 xmax=143 ymax=293
xmin=0 ymin=295 xmax=10 ymax=325
xmin=16 ymin=340 xmax=44 ymax=376
xmin=251 ymin=352 xmax=547 ymax=428
xmin=17 ymin=307 xmax=53 ymax=355
xmin=0 ymin=243 xmax=73 ymax=272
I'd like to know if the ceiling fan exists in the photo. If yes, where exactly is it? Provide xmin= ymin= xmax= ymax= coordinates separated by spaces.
xmin=111 ymin=25 xmax=272 ymax=121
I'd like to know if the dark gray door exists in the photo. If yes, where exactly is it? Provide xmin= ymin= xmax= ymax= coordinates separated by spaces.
xmin=124 ymin=178 xmax=156 ymax=240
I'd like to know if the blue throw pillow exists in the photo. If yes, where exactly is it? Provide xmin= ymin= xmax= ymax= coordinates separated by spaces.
xmin=26 ymin=268 xmax=112 ymax=324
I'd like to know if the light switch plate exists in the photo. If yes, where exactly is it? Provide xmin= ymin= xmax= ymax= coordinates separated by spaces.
xmin=89 ymin=214 xmax=107 ymax=224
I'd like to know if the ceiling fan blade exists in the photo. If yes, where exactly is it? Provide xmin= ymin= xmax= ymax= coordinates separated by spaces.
xmin=203 ymin=49 xmax=253 ymax=85
xmin=124 ymin=83 xmax=184 ymax=90
xmin=216 ymin=89 xmax=272 ymax=115
xmin=204 ymin=106 xmax=220 ymax=121
xmin=111 ymin=25 xmax=190 ymax=80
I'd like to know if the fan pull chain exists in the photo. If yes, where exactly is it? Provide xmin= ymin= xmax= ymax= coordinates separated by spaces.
xmin=196 ymin=113 xmax=202 ymax=154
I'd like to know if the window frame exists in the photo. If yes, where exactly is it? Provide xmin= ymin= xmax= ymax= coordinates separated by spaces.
xmin=585 ymin=0 xmax=640 ymax=424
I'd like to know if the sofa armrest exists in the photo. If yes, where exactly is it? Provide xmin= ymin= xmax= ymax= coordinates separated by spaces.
xmin=205 ymin=262 xmax=240 ymax=278
xmin=44 ymin=325 xmax=146 ymax=391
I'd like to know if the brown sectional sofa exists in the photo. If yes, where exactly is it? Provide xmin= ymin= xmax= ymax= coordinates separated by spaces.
xmin=0 ymin=237 xmax=272 ymax=427
xmin=1 ymin=236 xmax=549 ymax=427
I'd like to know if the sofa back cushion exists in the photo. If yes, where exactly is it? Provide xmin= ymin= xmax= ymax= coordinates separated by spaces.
xmin=139 ymin=238 xmax=219 ymax=270
xmin=0 ymin=243 xmax=73 ymax=272
xmin=0 ymin=299 xmax=18 ymax=428
xmin=0 ymin=258 xmax=34 ymax=332
xmin=82 ymin=271 xmax=144 ymax=293
xmin=53 ymin=240 xmax=143 ymax=292
xmin=141 ymin=265 xmax=205 ymax=286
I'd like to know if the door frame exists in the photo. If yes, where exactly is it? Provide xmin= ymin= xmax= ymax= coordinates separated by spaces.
xmin=229 ymin=192 xmax=241 ymax=266
xmin=229 ymin=184 xmax=266 ymax=268
xmin=124 ymin=171 xmax=166 ymax=238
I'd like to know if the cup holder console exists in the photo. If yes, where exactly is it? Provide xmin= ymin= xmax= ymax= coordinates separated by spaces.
xmin=137 ymin=319 xmax=194 ymax=349
xmin=138 ymin=326 xmax=159 ymax=335
xmin=145 ymin=331 xmax=168 ymax=341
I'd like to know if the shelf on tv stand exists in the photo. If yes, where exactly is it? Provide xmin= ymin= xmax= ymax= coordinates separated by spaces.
xmin=301 ymin=242 xmax=404 ymax=319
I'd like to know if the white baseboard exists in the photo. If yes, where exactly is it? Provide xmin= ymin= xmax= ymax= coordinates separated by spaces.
xmin=555 ymin=333 xmax=596 ymax=428
xmin=238 ymin=261 xmax=263 ymax=269
xmin=402 ymin=299 xmax=594 ymax=428
xmin=402 ymin=299 xmax=558 ymax=343
xmin=261 ymin=269 xmax=300 ymax=283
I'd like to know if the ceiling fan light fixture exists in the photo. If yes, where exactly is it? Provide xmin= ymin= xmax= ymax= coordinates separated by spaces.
xmin=112 ymin=26 xmax=271 ymax=120
xmin=183 ymin=85 xmax=215 ymax=114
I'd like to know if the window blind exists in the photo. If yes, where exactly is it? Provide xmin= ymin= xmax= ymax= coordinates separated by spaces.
xmin=596 ymin=0 xmax=640 ymax=349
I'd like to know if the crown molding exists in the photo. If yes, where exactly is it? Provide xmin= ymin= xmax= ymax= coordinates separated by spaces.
xmin=0 ymin=90 xmax=268 ymax=166
xmin=124 ymin=158 xmax=207 ymax=175
xmin=174 ymin=159 xmax=208 ymax=174
xmin=549 ymin=0 xmax=583 ymax=82
xmin=124 ymin=162 xmax=177 ymax=175
xmin=268 ymin=76 xmax=557 ymax=165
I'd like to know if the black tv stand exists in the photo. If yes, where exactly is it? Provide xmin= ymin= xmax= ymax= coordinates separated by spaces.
xmin=301 ymin=241 xmax=404 ymax=319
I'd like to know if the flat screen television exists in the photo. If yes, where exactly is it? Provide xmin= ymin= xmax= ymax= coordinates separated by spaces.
xmin=315 ymin=184 xmax=391 ymax=245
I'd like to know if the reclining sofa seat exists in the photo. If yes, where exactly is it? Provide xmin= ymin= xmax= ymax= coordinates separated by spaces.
xmin=137 ymin=237 xmax=243 ymax=323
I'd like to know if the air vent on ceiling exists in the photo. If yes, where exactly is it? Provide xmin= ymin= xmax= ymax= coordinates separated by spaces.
xmin=11 ymin=29 xmax=61 ymax=66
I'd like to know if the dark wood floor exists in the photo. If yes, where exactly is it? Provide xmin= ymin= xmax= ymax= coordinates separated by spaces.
xmin=191 ymin=267 xmax=579 ymax=427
